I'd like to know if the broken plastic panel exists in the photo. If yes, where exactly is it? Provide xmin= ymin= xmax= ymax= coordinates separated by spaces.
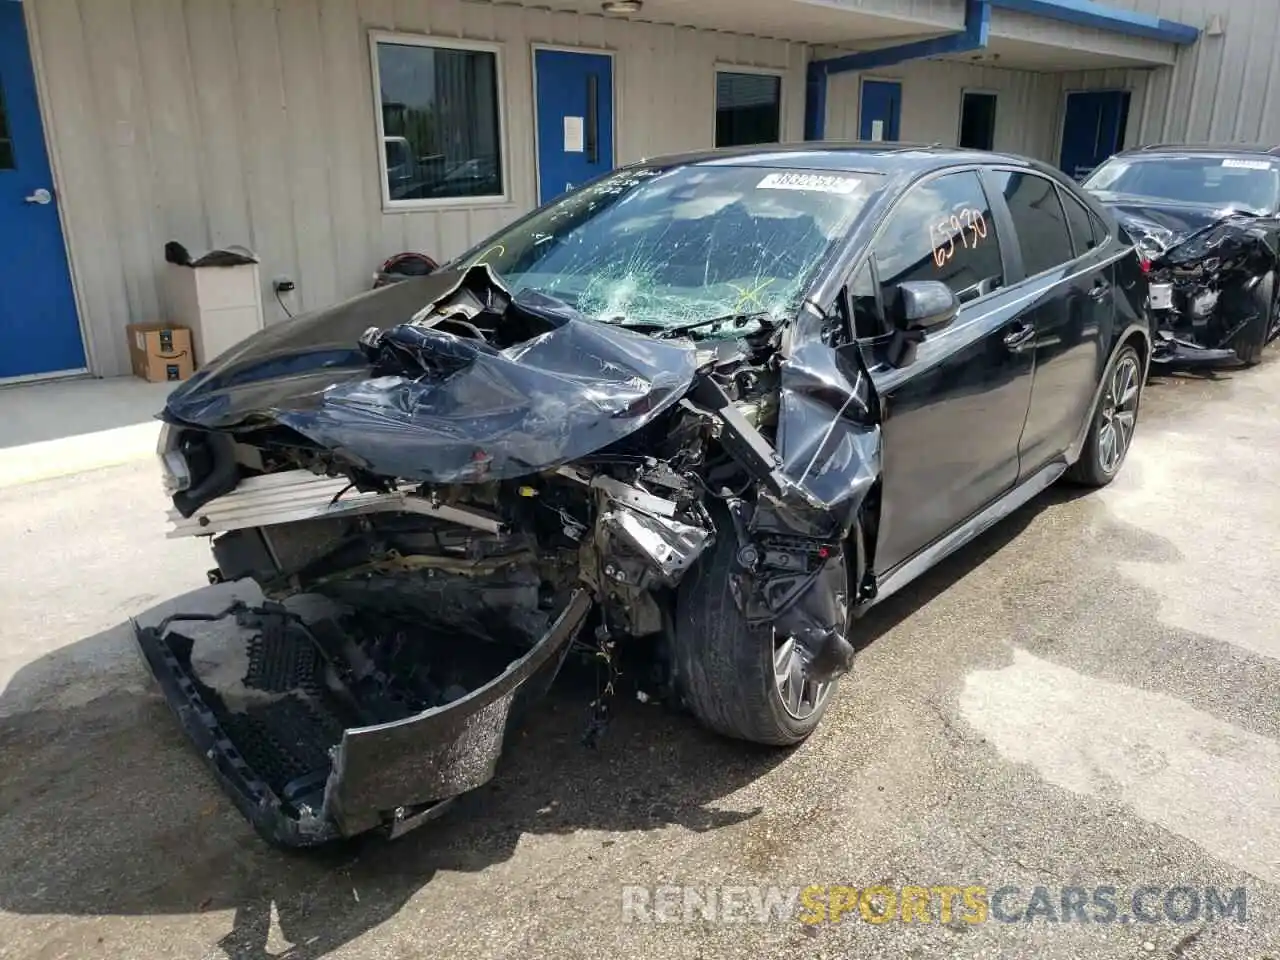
xmin=133 ymin=589 xmax=592 ymax=846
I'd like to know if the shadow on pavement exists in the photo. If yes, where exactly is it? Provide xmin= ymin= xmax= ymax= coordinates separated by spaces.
xmin=0 ymin=483 xmax=1080 ymax=958
xmin=0 ymin=594 xmax=781 ymax=958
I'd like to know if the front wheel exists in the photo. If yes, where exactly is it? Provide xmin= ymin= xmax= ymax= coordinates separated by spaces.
xmin=671 ymin=511 xmax=848 ymax=746
xmin=1065 ymin=344 xmax=1143 ymax=488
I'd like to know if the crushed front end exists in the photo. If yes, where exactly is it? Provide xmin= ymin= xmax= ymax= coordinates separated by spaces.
xmin=140 ymin=265 xmax=878 ymax=845
xmin=1118 ymin=209 xmax=1280 ymax=368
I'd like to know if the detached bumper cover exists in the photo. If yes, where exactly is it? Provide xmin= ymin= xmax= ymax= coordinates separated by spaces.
xmin=133 ymin=590 xmax=592 ymax=846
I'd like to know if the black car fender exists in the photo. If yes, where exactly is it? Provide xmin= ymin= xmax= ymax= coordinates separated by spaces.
xmin=1064 ymin=321 xmax=1151 ymax=467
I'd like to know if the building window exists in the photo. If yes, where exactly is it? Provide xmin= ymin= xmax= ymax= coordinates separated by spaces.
xmin=715 ymin=71 xmax=781 ymax=147
xmin=958 ymin=91 xmax=997 ymax=151
xmin=0 ymin=76 xmax=14 ymax=170
xmin=372 ymin=34 xmax=504 ymax=205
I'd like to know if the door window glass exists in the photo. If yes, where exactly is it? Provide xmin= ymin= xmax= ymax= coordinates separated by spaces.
xmin=375 ymin=38 xmax=503 ymax=203
xmin=1059 ymin=187 xmax=1100 ymax=256
xmin=716 ymin=72 xmax=781 ymax=147
xmin=873 ymin=170 xmax=1003 ymax=304
xmin=0 ymin=75 xmax=14 ymax=170
xmin=848 ymin=260 xmax=885 ymax=339
xmin=992 ymin=171 xmax=1074 ymax=275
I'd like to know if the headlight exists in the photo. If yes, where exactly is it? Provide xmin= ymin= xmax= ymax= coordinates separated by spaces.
xmin=156 ymin=424 xmax=192 ymax=493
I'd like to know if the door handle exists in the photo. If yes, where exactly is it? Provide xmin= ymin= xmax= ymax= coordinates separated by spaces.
xmin=24 ymin=188 xmax=53 ymax=205
xmin=1089 ymin=278 xmax=1112 ymax=302
xmin=1003 ymin=320 xmax=1037 ymax=352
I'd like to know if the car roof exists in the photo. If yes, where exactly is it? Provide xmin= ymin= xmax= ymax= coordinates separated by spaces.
xmin=632 ymin=141 xmax=1047 ymax=178
xmin=1116 ymin=142 xmax=1280 ymax=159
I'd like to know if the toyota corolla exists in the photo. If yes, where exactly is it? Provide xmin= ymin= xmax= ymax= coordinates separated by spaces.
xmin=140 ymin=144 xmax=1151 ymax=846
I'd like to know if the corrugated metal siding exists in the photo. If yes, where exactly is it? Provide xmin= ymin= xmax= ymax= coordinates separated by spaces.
xmin=823 ymin=59 xmax=1066 ymax=162
xmin=26 ymin=0 xmax=807 ymax=377
xmin=1083 ymin=0 xmax=1280 ymax=145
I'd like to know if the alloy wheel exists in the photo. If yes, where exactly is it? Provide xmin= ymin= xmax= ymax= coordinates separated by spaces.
xmin=1098 ymin=354 xmax=1141 ymax=475
xmin=772 ymin=634 xmax=831 ymax=721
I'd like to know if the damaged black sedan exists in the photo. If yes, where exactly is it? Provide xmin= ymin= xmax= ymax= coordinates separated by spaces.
xmin=141 ymin=145 xmax=1150 ymax=846
xmin=1084 ymin=144 xmax=1280 ymax=367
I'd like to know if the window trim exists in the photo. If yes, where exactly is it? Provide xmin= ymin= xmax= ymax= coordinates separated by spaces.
xmin=712 ymin=62 xmax=786 ymax=148
xmin=957 ymin=88 xmax=998 ymax=152
xmin=368 ymin=30 xmax=512 ymax=211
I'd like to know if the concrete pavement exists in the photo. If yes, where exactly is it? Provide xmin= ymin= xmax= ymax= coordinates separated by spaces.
xmin=0 ymin=361 xmax=1277 ymax=959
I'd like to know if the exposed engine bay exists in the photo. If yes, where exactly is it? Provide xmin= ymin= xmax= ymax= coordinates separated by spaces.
xmin=141 ymin=265 xmax=878 ymax=845
xmin=1117 ymin=210 xmax=1280 ymax=367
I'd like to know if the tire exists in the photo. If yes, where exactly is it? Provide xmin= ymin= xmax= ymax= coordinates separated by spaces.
xmin=1229 ymin=270 xmax=1275 ymax=366
xmin=1065 ymin=343 xmax=1143 ymax=488
xmin=671 ymin=508 xmax=845 ymax=746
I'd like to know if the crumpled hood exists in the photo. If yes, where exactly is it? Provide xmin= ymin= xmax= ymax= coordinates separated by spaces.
xmin=162 ymin=266 xmax=698 ymax=483
xmin=1093 ymin=191 xmax=1235 ymax=235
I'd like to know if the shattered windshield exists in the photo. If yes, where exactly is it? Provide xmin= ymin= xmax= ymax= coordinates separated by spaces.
xmin=1085 ymin=156 xmax=1280 ymax=214
xmin=457 ymin=165 xmax=881 ymax=337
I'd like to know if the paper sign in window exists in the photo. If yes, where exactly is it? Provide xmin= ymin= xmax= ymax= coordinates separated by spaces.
xmin=870 ymin=120 xmax=885 ymax=142
xmin=564 ymin=116 xmax=585 ymax=153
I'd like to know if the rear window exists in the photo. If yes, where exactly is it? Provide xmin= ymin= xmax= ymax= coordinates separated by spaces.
xmin=1084 ymin=156 xmax=1280 ymax=214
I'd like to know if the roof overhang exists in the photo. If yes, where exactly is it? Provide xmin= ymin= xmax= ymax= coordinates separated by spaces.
xmin=810 ymin=0 xmax=1198 ymax=75
xmin=492 ymin=0 xmax=964 ymax=46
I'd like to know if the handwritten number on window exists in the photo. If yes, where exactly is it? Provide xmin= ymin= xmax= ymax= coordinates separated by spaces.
xmin=930 ymin=207 xmax=988 ymax=268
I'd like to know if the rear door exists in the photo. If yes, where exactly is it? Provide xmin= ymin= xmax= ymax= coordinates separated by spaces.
xmin=986 ymin=170 xmax=1112 ymax=476
xmin=854 ymin=169 xmax=1036 ymax=574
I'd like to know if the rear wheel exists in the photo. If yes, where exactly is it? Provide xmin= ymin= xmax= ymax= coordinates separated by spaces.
xmin=671 ymin=510 xmax=848 ymax=746
xmin=1065 ymin=344 xmax=1142 ymax=488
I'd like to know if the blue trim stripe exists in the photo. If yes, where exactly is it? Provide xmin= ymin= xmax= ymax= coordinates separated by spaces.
xmin=801 ymin=0 xmax=1198 ymax=141
xmin=990 ymin=0 xmax=1199 ymax=46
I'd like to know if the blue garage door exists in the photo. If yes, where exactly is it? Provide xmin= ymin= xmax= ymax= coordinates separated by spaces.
xmin=0 ymin=2 xmax=84 ymax=380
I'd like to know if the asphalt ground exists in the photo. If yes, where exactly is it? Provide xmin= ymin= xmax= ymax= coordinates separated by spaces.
xmin=0 ymin=356 xmax=1277 ymax=960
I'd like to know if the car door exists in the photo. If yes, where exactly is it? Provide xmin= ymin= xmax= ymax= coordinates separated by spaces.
xmin=987 ymin=170 xmax=1112 ymax=476
xmin=850 ymin=169 xmax=1037 ymax=575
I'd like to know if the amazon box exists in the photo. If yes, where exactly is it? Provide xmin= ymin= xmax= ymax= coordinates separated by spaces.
xmin=127 ymin=323 xmax=194 ymax=382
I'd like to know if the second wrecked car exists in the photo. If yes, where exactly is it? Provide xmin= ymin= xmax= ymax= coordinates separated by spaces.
xmin=1084 ymin=144 xmax=1280 ymax=367
xmin=142 ymin=145 xmax=1151 ymax=845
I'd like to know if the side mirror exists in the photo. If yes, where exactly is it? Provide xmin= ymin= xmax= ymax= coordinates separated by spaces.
xmin=891 ymin=280 xmax=959 ymax=333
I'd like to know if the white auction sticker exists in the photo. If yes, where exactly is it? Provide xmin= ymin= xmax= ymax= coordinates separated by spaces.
xmin=757 ymin=172 xmax=862 ymax=194
xmin=1222 ymin=158 xmax=1272 ymax=170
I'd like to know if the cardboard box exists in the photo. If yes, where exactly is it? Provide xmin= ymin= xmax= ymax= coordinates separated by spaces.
xmin=127 ymin=323 xmax=195 ymax=383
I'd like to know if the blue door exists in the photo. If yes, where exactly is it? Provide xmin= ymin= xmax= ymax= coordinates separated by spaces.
xmin=859 ymin=79 xmax=901 ymax=142
xmin=534 ymin=49 xmax=614 ymax=205
xmin=1059 ymin=91 xmax=1131 ymax=181
xmin=0 ymin=2 xmax=84 ymax=379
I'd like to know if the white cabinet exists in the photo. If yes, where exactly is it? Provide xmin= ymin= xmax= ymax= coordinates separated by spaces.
xmin=165 ymin=261 xmax=265 ymax=368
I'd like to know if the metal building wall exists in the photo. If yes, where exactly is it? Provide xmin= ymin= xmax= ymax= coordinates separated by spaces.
xmin=823 ymin=58 xmax=1069 ymax=162
xmin=1088 ymin=0 xmax=1280 ymax=145
xmin=25 ymin=0 xmax=807 ymax=378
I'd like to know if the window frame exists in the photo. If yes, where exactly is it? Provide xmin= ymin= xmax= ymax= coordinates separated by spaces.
xmin=368 ymin=30 xmax=512 ymax=211
xmin=833 ymin=165 xmax=1016 ymax=342
xmin=957 ymin=89 xmax=998 ymax=152
xmin=712 ymin=63 xmax=786 ymax=148
xmin=987 ymin=167 xmax=1098 ymax=278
